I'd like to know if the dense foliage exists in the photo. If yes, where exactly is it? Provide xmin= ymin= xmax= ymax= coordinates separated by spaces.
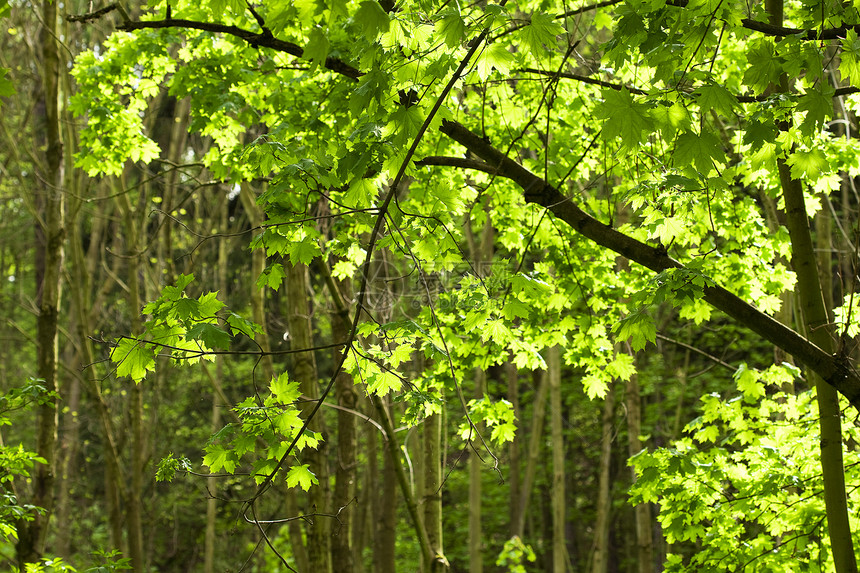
xmin=5 ymin=0 xmax=860 ymax=570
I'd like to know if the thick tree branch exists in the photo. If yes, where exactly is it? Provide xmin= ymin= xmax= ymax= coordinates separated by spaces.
xmin=520 ymin=68 xmax=860 ymax=101
xmin=435 ymin=119 xmax=860 ymax=409
xmin=115 ymin=18 xmax=363 ymax=79
xmin=738 ymin=18 xmax=860 ymax=40
xmin=666 ymin=0 xmax=860 ymax=39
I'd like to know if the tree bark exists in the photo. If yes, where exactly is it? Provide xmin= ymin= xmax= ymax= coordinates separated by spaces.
xmin=328 ymin=274 xmax=357 ymax=572
xmin=506 ymin=362 xmax=522 ymax=537
xmin=514 ymin=369 xmax=548 ymax=538
xmin=625 ymin=349 xmax=654 ymax=573
xmin=548 ymin=346 xmax=567 ymax=572
xmin=376 ymin=396 xmax=398 ymax=573
xmin=764 ymin=0 xmax=857 ymax=567
xmin=285 ymin=263 xmax=331 ymax=573
xmin=591 ymin=385 xmax=614 ymax=573
xmin=116 ymin=179 xmax=147 ymax=573
xmin=469 ymin=368 xmax=485 ymax=573
xmin=424 ymin=408 xmax=449 ymax=572
xmin=779 ymin=161 xmax=857 ymax=572
xmin=16 ymin=0 xmax=65 ymax=566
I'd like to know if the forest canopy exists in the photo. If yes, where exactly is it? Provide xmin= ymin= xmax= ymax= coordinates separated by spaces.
xmin=4 ymin=0 xmax=860 ymax=570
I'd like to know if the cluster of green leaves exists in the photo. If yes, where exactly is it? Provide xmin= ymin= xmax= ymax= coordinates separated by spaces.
xmin=495 ymin=535 xmax=537 ymax=573
xmin=457 ymin=396 xmax=516 ymax=445
xmin=156 ymin=372 xmax=321 ymax=490
xmin=630 ymin=364 xmax=858 ymax=571
xmin=19 ymin=550 xmax=132 ymax=573
xmin=0 ymin=380 xmax=52 ymax=541
xmin=109 ymin=274 xmax=260 ymax=382
xmin=203 ymin=372 xmax=321 ymax=490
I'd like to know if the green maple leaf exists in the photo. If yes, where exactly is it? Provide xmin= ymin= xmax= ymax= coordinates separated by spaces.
xmin=112 ymin=338 xmax=155 ymax=382
xmin=346 ymin=178 xmax=378 ymax=209
xmin=286 ymin=464 xmax=319 ymax=491
xmin=203 ymin=444 xmax=238 ymax=474
xmin=368 ymin=370 xmax=402 ymax=395
xmin=796 ymin=87 xmax=834 ymax=137
xmin=172 ymin=297 xmax=201 ymax=321
xmin=197 ymin=291 xmax=225 ymax=317
xmin=270 ymin=372 xmax=301 ymax=403
xmin=613 ymin=309 xmax=656 ymax=352
xmin=354 ymin=0 xmax=390 ymax=41
xmin=841 ymin=29 xmax=860 ymax=84
xmin=491 ymin=422 xmax=516 ymax=444
xmin=597 ymin=88 xmax=653 ymax=148
xmin=289 ymin=237 xmax=321 ymax=265
xmin=695 ymin=84 xmax=738 ymax=116
xmin=256 ymin=262 xmax=287 ymax=291
xmin=502 ymin=298 xmax=531 ymax=320
xmin=226 ymin=312 xmax=260 ymax=339
xmin=520 ymin=11 xmax=565 ymax=56
xmin=743 ymin=42 xmax=782 ymax=92
xmin=187 ymin=323 xmax=232 ymax=350
xmin=786 ymin=148 xmax=830 ymax=179
xmin=437 ymin=9 xmax=466 ymax=48
xmin=304 ymin=26 xmax=330 ymax=71
xmin=476 ymin=42 xmax=515 ymax=79
xmin=674 ymin=130 xmax=726 ymax=174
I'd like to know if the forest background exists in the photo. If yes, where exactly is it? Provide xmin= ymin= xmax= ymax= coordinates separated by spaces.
xmin=4 ymin=0 xmax=860 ymax=571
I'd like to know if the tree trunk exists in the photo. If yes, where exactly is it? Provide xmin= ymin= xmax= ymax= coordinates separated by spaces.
xmin=16 ymin=0 xmax=65 ymax=566
xmin=469 ymin=368 xmax=485 ymax=573
xmin=423 ymin=408 xmax=450 ymax=572
xmin=625 ymin=349 xmax=654 ymax=573
xmin=548 ymin=346 xmax=566 ymax=572
xmin=376 ymin=396 xmax=398 ymax=573
xmin=68 ymin=216 xmax=125 ymax=551
xmin=506 ymin=361 xmax=522 ymax=537
xmin=514 ymin=369 xmax=548 ymax=538
xmin=240 ymin=183 xmax=275 ymax=382
xmin=285 ymin=263 xmax=332 ymax=573
xmin=591 ymin=385 xmax=614 ymax=573
xmin=330 ymin=274 xmax=357 ymax=572
xmin=766 ymin=0 xmax=857 ymax=567
xmin=204 ymin=195 xmax=229 ymax=573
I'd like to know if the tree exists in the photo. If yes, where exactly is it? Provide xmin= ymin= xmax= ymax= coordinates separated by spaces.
xmin=59 ymin=0 xmax=860 ymax=569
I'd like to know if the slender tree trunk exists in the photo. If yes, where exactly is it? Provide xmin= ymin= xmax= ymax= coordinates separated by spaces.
xmin=469 ymin=368 xmax=485 ymax=573
xmin=53 ymin=352 xmax=80 ymax=559
xmin=548 ymin=346 xmax=566 ymax=572
xmin=68 ymin=211 xmax=125 ymax=551
xmin=376 ymin=396 xmax=398 ymax=573
xmin=514 ymin=370 xmax=548 ymax=538
xmin=204 ymin=196 xmax=229 ymax=573
xmin=240 ymin=183 xmax=275 ymax=382
xmin=591 ymin=385 xmax=614 ymax=573
xmin=16 ymin=1 xmax=64 ymax=566
xmin=423 ymin=408 xmax=450 ymax=572
xmin=767 ymin=0 xmax=857 ymax=563
xmin=506 ymin=361 xmax=521 ymax=537
xmin=625 ymin=349 xmax=654 ymax=573
xmin=319 ymin=261 xmax=359 ymax=572
xmin=123 ymin=197 xmax=146 ymax=573
xmin=203 ymin=375 xmax=220 ymax=573
xmin=779 ymin=162 xmax=856 ymax=572
xmin=372 ymin=393 xmax=439 ymax=569
xmin=286 ymin=263 xmax=332 ymax=573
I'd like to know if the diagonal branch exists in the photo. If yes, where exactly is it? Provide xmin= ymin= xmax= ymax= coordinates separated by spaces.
xmin=434 ymin=119 xmax=860 ymax=409
xmin=520 ymin=68 xmax=860 ymax=101
xmin=115 ymin=18 xmax=362 ymax=79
